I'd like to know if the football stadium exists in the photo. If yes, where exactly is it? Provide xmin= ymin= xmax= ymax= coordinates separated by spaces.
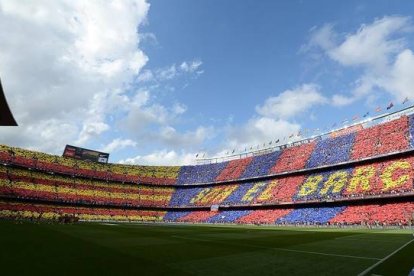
xmin=1 ymin=106 xmax=414 ymax=275
xmin=1 ymin=1 xmax=414 ymax=276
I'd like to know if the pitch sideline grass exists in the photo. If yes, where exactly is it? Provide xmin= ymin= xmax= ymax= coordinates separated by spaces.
xmin=1 ymin=220 xmax=413 ymax=275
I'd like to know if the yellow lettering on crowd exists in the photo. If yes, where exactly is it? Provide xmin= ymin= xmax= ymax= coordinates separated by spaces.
xmin=201 ymin=186 xmax=236 ymax=203
xmin=242 ymin=182 xmax=267 ymax=202
xmin=257 ymin=180 xmax=278 ymax=201
xmin=347 ymin=166 xmax=375 ymax=192
xmin=190 ymin=188 xmax=211 ymax=204
xmin=320 ymin=171 xmax=349 ymax=195
xmin=298 ymin=175 xmax=323 ymax=197
xmin=380 ymin=161 xmax=411 ymax=190
xmin=214 ymin=186 xmax=237 ymax=202
xmin=191 ymin=186 xmax=238 ymax=204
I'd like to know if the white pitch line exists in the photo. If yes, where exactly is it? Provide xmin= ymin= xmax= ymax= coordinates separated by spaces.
xmin=358 ymin=239 xmax=414 ymax=276
xmin=272 ymin=247 xmax=380 ymax=261
xmin=172 ymin=235 xmax=380 ymax=261
xmin=335 ymin=233 xmax=375 ymax=240
xmin=335 ymin=237 xmax=402 ymax=243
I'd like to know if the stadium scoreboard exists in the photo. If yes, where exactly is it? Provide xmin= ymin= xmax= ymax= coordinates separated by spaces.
xmin=63 ymin=145 xmax=109 ymax=163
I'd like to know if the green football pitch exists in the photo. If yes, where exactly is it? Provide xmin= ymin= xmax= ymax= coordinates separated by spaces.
xmin=1 ymin=220 xmax=414 ymax=276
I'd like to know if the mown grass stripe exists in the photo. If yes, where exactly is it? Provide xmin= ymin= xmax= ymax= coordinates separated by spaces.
xmin=358 ymin=238 xmax=414 ymax=276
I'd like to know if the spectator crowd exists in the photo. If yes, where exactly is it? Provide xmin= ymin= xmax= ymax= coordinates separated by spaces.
xmin=0 ymin=115 xmax=414 ymax=226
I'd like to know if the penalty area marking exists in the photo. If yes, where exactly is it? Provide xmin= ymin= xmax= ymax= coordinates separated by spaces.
xmin=358 ymin=238 xmax=414 ymax=276
xmin=171 ymin=235 xmax=380 ymax=261
xmin=272 ymin=247 xmax=380 ymax=261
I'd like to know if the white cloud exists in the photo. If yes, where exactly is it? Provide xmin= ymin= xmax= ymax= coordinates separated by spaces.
xmin=329 ymin=16 xmax=409 ymax=69
xmin=256 ymin=84 xmax=327 ymax=119
xmin=137 ymin=59 xmax=204 ymax=83
xmin=172 ymin=103 xmax=187 ymax=115
xmin=122 ymin=90 xmax=187 ymax=133
xmin=180 ymin=60 xmax=202 ymax=73
xmin=0 ymin=0 xmax=150 ymax=153
xmin=158 ymin=126 xmax=214 ymax=148
xmin=227 ymin=117 xmax=300 ymax=150
xmin=214 ymin=83 xmax=329 ymax=155
xmin=304 ymin=24 xmax=336 ymax=52
xmin=76 ymin=92 xmax=111 ymax=144
xmin=101 ymin=138 xmax=137 ymax=153
xmin=156 ymin=65 xmax=177 ymax=81
xmin=137 ymin=69 xmax=154 ymax=82
xmin=119 ymin=150 xmax=195 ymax=165
xmin=331 ymin=94 xmax=356 ymax=106
xmin=0 ymin=1 xmax=210 ymax=165
xmin=380 ymin=49 xmax=414 ymax=100
xmin=308 ymin=16 xmax=414 ymax=104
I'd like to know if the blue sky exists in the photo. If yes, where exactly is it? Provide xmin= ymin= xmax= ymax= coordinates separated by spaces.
xmin=0 ymin=0 xmax=414 ymax=164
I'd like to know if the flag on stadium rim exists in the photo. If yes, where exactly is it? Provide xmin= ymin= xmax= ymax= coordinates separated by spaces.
xmin=195 ymin=153 xmax=199 ymax=158
xmin=375 ymin=106 xmax=382 ymax=112
xmin=386 ymin=102 xmax=394 ymax=110
xmin=402 ymin=97 xmax=409 ymax=104
xmin=352 ymin=115 xmax=359 ymax=121
xmin=363 ymin=111 xmax=369 ymax=118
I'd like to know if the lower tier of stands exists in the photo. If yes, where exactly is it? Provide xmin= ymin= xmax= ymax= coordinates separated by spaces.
xmin=1 ymin=200 xmax=413 ymax=226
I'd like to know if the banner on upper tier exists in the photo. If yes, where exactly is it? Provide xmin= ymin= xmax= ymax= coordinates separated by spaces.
xmin=63 ymin=145 xmax=109 ymax=163
xmin=211 ymin=205 xmax=219 ymax=212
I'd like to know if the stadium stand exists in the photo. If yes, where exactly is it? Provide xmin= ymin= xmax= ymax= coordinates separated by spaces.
xmin=0 ymin=200 xmax=166 ymax=222
xmin=276 ymin=206 xmax=346 ymax=225
xmin=2 ymin=200 xmax=412 ymax=226
xmin=240 ymin=151 xmax=281 ymax=179
xmin=0 ymin=166 xmax=174 ymax=208
xmin=236 ymin=209 xmax=293 ymax=224
xmin=176 ymin=162 xmax=229 ymax=184
xmin=270 ymin=142 xmax=316 ymax=173
xmin=330 ymin=202 xmax=414 ymax=226
xmin=177 ymin=210 xmax=217 ymax=223
xmin=207 ymin=210 xmax=252 ymax=223
xmin=351 ymin=116 xmax=409 ymax=159
xmin=1 ymin=150 xmax=413 ymax=208
xmin=215 ymin=157 xmax=253 ymax=182
xmin=306 ymin=133 xmax=356 ymax=168
xmin=410 ymin=114 xmax=414 ymax=147
xmin=0 ymin=114 xmax=414 ymax=226
xmin=1 ymin=115 xmax=413 ymax=186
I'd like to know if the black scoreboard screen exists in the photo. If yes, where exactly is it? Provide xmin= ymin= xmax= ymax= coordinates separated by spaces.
xmin=63 ymin=145 xmax=109 ymax=163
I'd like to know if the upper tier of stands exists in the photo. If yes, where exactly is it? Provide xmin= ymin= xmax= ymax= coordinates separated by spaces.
xmin=0 ymin=114 xmax=413 ymax=186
